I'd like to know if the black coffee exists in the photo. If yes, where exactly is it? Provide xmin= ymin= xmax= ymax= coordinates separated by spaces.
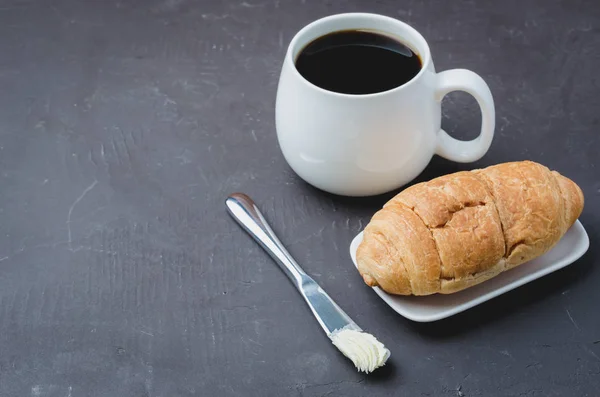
xmin=295 ymin=30 xmax=422 ymax=95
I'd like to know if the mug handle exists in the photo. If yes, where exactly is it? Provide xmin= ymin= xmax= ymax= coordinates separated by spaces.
xmin=434 ymin=69 xmax=495 ymax=163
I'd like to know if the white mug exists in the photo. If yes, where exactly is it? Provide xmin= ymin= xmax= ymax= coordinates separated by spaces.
xmin=275 ymin=13 xmax=495 ymax=196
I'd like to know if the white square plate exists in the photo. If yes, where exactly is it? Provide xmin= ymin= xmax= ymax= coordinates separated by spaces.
xmin=349 ymin=220 xmax=589 ymax=322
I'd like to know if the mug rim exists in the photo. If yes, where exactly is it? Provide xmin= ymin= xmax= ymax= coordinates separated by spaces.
xmin=286 ymin=13 xmax=432 ymax=99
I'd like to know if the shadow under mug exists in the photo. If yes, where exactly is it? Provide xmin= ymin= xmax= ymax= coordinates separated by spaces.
xmin=275 ymin=13 xmax=495 ymax=197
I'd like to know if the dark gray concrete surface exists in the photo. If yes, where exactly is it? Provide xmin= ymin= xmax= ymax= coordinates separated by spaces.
xmin=0 ymin=0 xmax=599 ymax=396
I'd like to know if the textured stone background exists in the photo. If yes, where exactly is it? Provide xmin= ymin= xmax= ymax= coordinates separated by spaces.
xmin=0 ymin=0 xmax=598 ymax=396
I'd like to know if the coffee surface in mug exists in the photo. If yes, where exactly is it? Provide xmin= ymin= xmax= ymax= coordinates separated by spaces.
xmin=295 ymin=30 xmax=422 ymax=95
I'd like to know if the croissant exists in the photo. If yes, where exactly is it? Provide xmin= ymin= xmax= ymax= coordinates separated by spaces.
xmin=356 ymin=161 xmax=584 ymax=295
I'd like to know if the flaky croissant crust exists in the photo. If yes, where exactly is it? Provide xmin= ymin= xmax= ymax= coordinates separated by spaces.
xmin=357 ymin=161 xmax=584 ymax=295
